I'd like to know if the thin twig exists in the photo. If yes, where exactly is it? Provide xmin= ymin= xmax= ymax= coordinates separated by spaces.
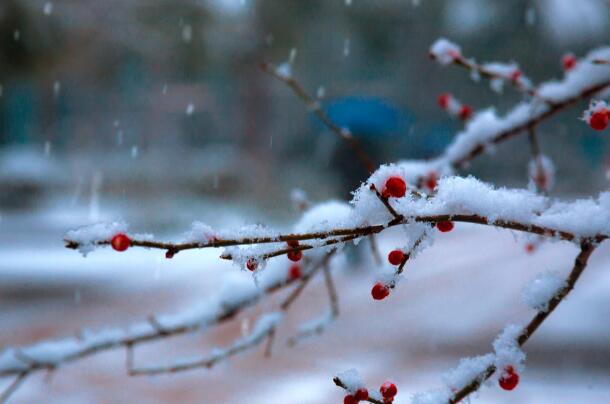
xmin=323 ymin=265 xmax=339 ymax=317
xmin=431 ymin=51 xmax=539 ymax=99
xmin=260 ymin=62 xmax=375 ymax=173
xmin=0 ymin=372 xmax=28 ymax=404
xmin=527 ymin=125 xmax=547 ymax=195
xmin=370 ymin=184 xmax=403 ymax=220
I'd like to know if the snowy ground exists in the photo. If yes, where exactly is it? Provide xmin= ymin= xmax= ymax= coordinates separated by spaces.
xmin=1 ymin=203 xmax=610 ymax=403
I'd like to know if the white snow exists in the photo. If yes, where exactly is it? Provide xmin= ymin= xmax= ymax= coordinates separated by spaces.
xmin=429 ymin=38 xmax=461 ymax=65
xmin=335 ymin=368 xmax=364 ymax=393
xmin=492 ymin=324 xmax=526 ymax=373
xmin=522 ymin=271 xmax=567 ymax=311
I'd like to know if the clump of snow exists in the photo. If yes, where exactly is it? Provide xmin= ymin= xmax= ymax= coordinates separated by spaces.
xmin=534 ymin=193 xmax=610 ymax=237
xmin=294 ymin=200 xmax=352 ymax=234
xmin=429 ymin=38 xmax=461 ymax=65
xmin=483 ymin=62 xmax=519 ymax=77
xmin=65 ymin=222 xmax=128 ymax=256
xmin=336 ymin=368 xmax=365 ymax=393
xmin=290 ymin=188 xmax=309 ymax=211
xmin=492 ymin=324 xmax=526 ymax=373
xmin=442 ymin=353 xmax=495 ymax=391
xmin=185 ymin=222 xmax=217 ymax=243
xmin=522 ymin=271 xmax=566 ymax=311
xmin=581 ymin=99 xmax=608 ymax=124
xmin=276 ymin=63 xmax=292 ymax=79
xmin=538 ymin=46 xmax=610 ymax=102
xmin=417 ymin=176 xmax=546 ymax=224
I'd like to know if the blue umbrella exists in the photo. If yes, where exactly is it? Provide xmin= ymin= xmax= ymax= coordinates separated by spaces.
xmin=318 ymin=96 xmax=411 ymax=138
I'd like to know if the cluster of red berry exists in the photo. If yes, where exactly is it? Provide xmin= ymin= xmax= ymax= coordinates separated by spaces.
xmin=372 ymin=176 xmax=455 ymax=301
xmin=437 ymin=93 xmax=472 ymax=121
xmin=343 ymin=381 xmax=397 ymax=404
xmin=246 ymin=240 xmax=303 ymax=273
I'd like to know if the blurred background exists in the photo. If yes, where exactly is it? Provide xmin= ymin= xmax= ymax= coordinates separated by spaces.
xmin=1 ymin=0 xmax=610 ymax=403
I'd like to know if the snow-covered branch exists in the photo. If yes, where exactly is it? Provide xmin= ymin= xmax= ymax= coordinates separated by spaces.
xmin=446 ymin=241 xmax=597 ymax=403
xmin=425 ymin=42 xmax=610 ymax=174
xmin=0 ymin=252 xmax=335 ymax=385
xmin=63 ymin=177 xmax=610 ymax=263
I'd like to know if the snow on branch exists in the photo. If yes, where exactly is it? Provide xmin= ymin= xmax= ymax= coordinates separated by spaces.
xmin=425 ymin=42 xmax=610 ymax=175
xmin=63 ymin=177 xmax=610 ymax=264
xmin=0 ymin=252 xmax=335 ymax=384
xmin=6 ymin=37 xmax=610 ymax=404
xmin=444 ymin=242 xmax=597 ymax=403
xmin=430 ymin=38 xmax=534 ymax=96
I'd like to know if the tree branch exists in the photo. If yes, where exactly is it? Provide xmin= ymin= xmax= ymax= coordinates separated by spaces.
xmin=450 ymin=241 xmax=598 ymax=403
xmin=260 ymin=62 xmax=376 ymax=173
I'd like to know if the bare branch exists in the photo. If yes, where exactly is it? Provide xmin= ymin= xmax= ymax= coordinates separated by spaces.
xmin=260 ymin=62 xmax=376 ymax=173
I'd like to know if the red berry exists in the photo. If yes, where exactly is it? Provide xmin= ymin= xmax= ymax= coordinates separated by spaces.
xmin=589 ymin=110 xmax=609 ymax=131
xmin=371 ymin=283 xmax=390 ymax=300
xmin=383 ymin=176 xmax=407 ymax=198
xmin=447 ymin=49 xmax=460 ymax=59
xmin=344 ymin=395 xmax=358 ymax=404
xmin=459 ymin=105 xmax=472 ymax=120
xmin=425 ymin=171 xmax=438 ymax=191
xmin=288 ymin=264 xmax=301 ymax=280
xmin=498 ymin=366 xmax=519 ymax=391
xmin=388 ymin=249 xmax=405 ymax=266
xmin=287 ymin=250 xmax=303 ymax=262
xmin=286 ymin=240 xmax=299 ymax=248
xmin=525 ymin=243 xmax=535 ymax=254
xmin=562 ymin=53 xmax=576 ymax=71
xmin=534 ymin=171 xmax=548 ymax=190
xmin=246 ymin=258 xmax=258 ymax=271
xmin=438 ymin=93 xmax=451 ymax=109
xmin=111 ymin=233 xmax=130 ymax=252
xmin=354 ymin=388 xmax=368 ymax=401
xmin=510 ymin=69 xmax=521 ymax=81
xmin=380 ymin=381 xmax=398 ymax=399
xmin=436 ymin=221 xmax=454 ymax=232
